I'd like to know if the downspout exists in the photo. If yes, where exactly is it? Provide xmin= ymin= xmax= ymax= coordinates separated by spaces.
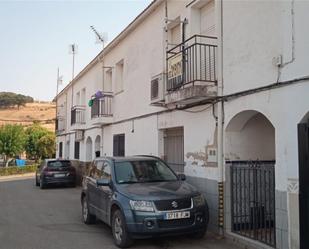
xmin=100 ymin=55 xmax=105 ymax=157
xmin=164 ymin=0 xmax=168 ymax=78
xmin=216 ymin=0 xmax=224 ymax=236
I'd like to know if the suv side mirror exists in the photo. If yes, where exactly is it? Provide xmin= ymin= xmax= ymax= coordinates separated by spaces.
xmin=178 ymin=174 xmax=186 ymax=181
xmin=97 ymin=178 xmax=110 ymax=187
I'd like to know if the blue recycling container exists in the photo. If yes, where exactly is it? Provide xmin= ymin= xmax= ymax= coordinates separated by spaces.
xmin=16 ymin=159 xmax=26 ymax=167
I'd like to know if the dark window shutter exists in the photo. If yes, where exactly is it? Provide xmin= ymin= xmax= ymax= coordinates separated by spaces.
xmin=59 ymin=142 xmax=63 ymax=158
xmin=113 ymin=135 xmax=119 ymax=156
xmin=74 ymin=142 xmax=80 ymax=159
xmin=119 ymin=134 xmax=125 ymax=156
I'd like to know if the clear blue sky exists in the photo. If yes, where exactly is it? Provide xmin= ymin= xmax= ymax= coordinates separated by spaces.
xmin=0 ymin=0 xmax=152 ymax=101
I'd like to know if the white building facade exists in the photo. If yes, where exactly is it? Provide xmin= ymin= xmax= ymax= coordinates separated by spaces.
xmin=56 ymin=1 xmax=309 ymax=249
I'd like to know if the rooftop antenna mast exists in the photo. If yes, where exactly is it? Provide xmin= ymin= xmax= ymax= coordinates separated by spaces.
xmin=90 ymin=26 xmax=108 ymax=93
xmin=68 ymin=43 xmax=77 ymax=107
xmin=90 ymin=25 xmax=107 ymax=50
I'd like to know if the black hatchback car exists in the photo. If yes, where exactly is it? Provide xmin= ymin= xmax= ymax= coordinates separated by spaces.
xmin=81 ymin=156 xmax=209 ymax=248
xmin=35 ymin=159 xmax=76 ymax=189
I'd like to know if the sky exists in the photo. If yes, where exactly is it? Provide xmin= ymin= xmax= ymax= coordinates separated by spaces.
xmin=0 ymin=0 xmax=152 ymax=101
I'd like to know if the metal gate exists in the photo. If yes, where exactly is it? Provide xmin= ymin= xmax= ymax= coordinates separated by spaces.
xmin=230 ymin=161 xmax=276 ymax=247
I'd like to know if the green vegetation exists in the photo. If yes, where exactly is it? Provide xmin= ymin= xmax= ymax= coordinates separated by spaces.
xmin=0 ymin=123 xmax=55 ymax=168
xmin=25 ymin=123 xmax=56 ymax=162
xmin=0 ymin=124 xmax=26 ymax=167
xmin=0 ymin=165 xmax=38 ymax=176
xmin=0 ymin=92 xmax=34 ymax=109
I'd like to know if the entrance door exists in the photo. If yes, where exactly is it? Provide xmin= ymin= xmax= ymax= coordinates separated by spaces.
xmin=164 ymin=127 xmax=184 ymax=173
xmin=113 ymin=134 xmax=125 ymax=157
xmin=298 ymin=121 xmax=309 ymax=249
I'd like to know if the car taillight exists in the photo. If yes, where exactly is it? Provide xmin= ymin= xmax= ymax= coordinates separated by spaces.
xmin=43 ymin=166 xmax=50 ymax=172
xmin=43 ymin=167 xmax=53 ymax=176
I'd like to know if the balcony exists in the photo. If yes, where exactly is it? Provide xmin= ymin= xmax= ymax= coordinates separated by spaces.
xmin=55 ymin=116 xmax=65 ymax=135
xmin=91 ymin=93 xmax=113 ymax=125
xmin=71 ymin=105 xmax=86 ymax=129
xmin=165 ymin=35 xmax=217 ymax=105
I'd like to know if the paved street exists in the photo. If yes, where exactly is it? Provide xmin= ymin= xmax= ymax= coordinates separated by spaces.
xmin=0 ymin=177 xmax=240 ymax=249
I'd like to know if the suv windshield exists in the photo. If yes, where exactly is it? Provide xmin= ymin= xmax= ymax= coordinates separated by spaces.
xmin=115 ymin=160 xmax=178 ymax=184
xmin=47 ymin=161 xmax=71 ymax=168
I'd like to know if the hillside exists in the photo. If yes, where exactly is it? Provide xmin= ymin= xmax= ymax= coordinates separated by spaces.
xmin=0 ymin=102 xmax=56 ymax=132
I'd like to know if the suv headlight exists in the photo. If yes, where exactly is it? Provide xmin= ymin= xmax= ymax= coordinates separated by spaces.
xmin=193 ymin=194 xmax=205 ymax=207
xmin=129 ymin=200 xmax=154 ymax=212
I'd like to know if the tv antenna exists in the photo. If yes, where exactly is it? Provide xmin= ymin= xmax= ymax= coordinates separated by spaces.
xmin=68 ymin=44 xmax=77 ymax=107
xmin=90 ymin=25 xmax=108 ymax=50
xmin=68 ymin=44 xmax=78 ymax=81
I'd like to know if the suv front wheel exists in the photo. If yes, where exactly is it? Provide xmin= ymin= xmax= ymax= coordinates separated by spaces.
xmin=82 ymin=196 xmax=96 ymax=224
xmin=112 ymin=209 xmax=133 ymax=248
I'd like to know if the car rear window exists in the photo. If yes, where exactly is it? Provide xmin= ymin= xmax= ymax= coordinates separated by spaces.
xmin=47 ymin=161 xmax=71 ymax=168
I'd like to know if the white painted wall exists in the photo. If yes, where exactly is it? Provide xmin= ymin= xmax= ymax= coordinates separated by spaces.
xmin=55 ymin=1 xmax=309 ymax=247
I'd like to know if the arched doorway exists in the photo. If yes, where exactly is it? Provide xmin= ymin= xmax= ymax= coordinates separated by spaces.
xmin=86 ymin=137 xmax=93 ymax=162
xmin=298 ymin=112 xmax=309 ymax=249
xmin=95 ymin=135 xmax=101 ymax=158
xmin=225 ymin=110 xmax=276 ymax=247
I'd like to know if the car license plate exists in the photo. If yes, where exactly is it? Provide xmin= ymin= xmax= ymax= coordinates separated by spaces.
xmin=164 ymin=211 xmax=190 ymax=220
xmin=54 ymin=173 xmax=66 ymax=178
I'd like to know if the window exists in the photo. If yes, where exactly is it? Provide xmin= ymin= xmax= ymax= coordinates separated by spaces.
xmin=167 ymin=17 xmax=182 ymax=47
xmin=105 ymin=69 xmax=112 ymax=92
xmin=81 ymin=88 xmax=86 ymax=106
xmin=115 ymin=160 xmax=177 ymax=184
xmin=47 ymin=160 xmax=71 ymax=168
xmin=200 ymin=1 xmax=215 ymax=36
xmin=89 ymin=160 xmax=111 ymax=180
xmin=74 ymin=141 xmax=80 ymax=159
xmin=59 ymin=142 xmax=63 ymax=158
xmin=113 ymin=134 xmax=125 ymax=156
xmin=102 ymin=161 xmax=111 ymax=180
xmin=170 ymin=23 xmax=181 ymax=45
xmin=115 ymin=60 xmax=124 ymax=93
xmin=76 ymin=92 xmax=80 ymax=106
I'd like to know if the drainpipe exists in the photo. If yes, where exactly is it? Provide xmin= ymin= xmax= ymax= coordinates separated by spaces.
xmin=216 ymin=0 xmax=224 ymax=236
xmin=100 ymin=56 xmax=105 ymax=156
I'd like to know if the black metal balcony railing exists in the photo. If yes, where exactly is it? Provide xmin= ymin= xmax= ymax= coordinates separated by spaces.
xmin=166 ymin=35 xmax=217 ymax=91
xmin=91 ymin=93 xmax=113 ymax=118
xmin=71 ymin=106 xmax=85 ymax=125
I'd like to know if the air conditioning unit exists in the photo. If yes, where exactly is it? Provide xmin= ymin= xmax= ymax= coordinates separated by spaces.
xmin=75 ymin=130 xmax=84 ymax=141
xmin=150 ymin=73 xmax=165 ymax=105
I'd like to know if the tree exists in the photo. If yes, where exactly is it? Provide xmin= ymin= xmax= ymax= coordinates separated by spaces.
xmin=37 ymin=133 xmax=55 ymax=159
xmin=25 ymin=123 xmax=55 ymax=161
xmin=0 ymin=92 xmax=33 ymax=109
xmin=0 ymin=124 xmax=26 ymax=167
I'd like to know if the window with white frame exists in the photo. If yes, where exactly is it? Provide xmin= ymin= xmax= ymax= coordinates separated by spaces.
xmin=81 ymin=88 xmax=86 ymax=105
xmin=115 ymin=60 xmax=124 ymax=93
xmin=105 ymin=68 xmax=113 ymax=92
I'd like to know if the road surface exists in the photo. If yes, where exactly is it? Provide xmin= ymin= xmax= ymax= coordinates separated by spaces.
xmin=0 ymin=177 xmax=241 ymax=249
